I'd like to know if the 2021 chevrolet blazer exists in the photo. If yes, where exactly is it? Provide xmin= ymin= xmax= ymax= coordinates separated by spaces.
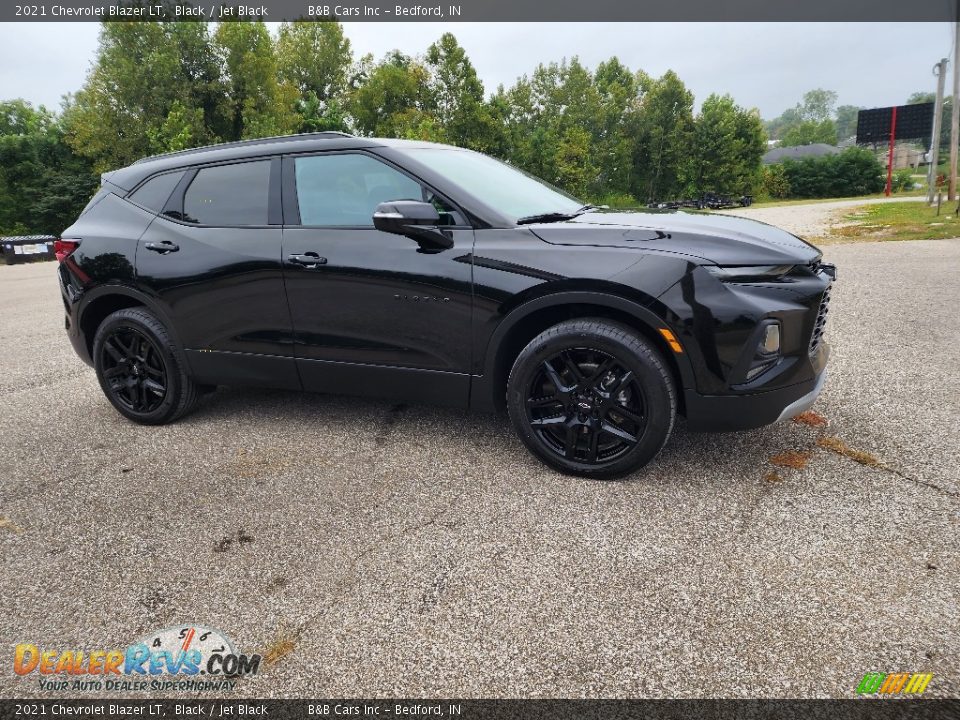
xmin=57 ymin=132 xmax=834 ymax=478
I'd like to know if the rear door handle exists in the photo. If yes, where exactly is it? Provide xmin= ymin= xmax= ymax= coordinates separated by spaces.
xmin=288 ymin=252 xmax=327 ymax=268
xmin=144 ymin=241 xmax=179 ymax=254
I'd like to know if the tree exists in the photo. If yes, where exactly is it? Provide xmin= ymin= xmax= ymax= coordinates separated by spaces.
xmin=277 ymin=21 xmax=352 ymax=133
xmin=632 ymin=70 xmax=694 ymax=201
xmin=760 ymin=164 xmax=790 ymax=199
xmin=424 ymin=33 xmax=494 ymax=150
xmin=0 ymin=100 xmax=97 ymax=235
xmin=765 ymin=88 xmax=839 ymax=145
xmin=488 ymin=58 xmax=606 ymax=195
xmin=592 ymin=58 xmax=641 ymax=197
xmin=65 ymin=22 xmax=228 ymax=171
xmin=835 ymin=105 xmax=861 ymax=142
xmin=554 ymin=125 xmax=594 ymax=198
xmin=0 ymin=99 xmax=55 ymax=136
xmin=214 ymin=22 xmax=299 ymax=140
xmin=349 ymin=51 xmax=435 ymax=139
xmin=764 ymin=106 xmax=802 ymax=142
xmin=277 ymin=21 xmax=351 ymax=101
xmin=687 ymin=94 xmax=766 ymax=196
xmin=780 ymin=119 xmax=837 ymax=147
xmin=797 ymin=89 xmax=837 ymax=123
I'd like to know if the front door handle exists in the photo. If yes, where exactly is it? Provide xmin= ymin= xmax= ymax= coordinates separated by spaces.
xmin=288 ymin=252 xmax=327 ymax=268
xmin=144 ymin=241 xmax=179 ymax=254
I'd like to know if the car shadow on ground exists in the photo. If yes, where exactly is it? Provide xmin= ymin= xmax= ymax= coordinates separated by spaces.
xmin=179 ymin=384 xmax=802 ymax=487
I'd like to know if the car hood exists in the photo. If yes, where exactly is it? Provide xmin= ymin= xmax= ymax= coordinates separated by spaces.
xmin=528 ymin=210 xmax=821 ymax=265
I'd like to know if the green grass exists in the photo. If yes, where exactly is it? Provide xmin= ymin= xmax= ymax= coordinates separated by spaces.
xmin=828 ymin=200 xmax=960 ymax=242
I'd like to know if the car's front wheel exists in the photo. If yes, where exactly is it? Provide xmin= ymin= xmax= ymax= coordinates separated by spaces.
xmin=507 ymin=319 xmax=676 ymax=479
xmin=92 ymin=307 xmax=200 ymax=425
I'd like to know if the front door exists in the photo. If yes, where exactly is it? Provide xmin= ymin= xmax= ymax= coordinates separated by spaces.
xmin=281 ymin=151 xmax=474 ymax=406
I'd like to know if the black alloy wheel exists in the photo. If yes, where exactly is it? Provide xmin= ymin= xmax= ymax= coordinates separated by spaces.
xmin=507 ymin=319 xmax=676 ymax=478
xmin=93 ymin=307 xmax=201 ymax=425
xmin=526 ymin=348 xmax=646 ymax=464
xmin=99 ymin=326 xmax=168 ymax=414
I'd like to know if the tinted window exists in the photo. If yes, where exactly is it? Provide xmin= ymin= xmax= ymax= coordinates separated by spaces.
xmin=396 ymin=147 xmax=582 ymax=221
xmin=128 ymin=171 xmax=185 ymax=213
xmin=183 ymin=161 xmax=271 ymax=225
xmin=81 ymin=187 xmax=112 ymax=215
xmin=295 ymin=154 xmax=424 ymax=226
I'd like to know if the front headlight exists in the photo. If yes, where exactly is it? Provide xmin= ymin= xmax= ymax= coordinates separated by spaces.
xmin=704 ymin=264 xmax=794 ymax=282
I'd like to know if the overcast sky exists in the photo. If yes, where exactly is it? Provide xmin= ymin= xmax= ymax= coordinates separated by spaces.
xmin=0 ymin=22 xmax=954 ymax=119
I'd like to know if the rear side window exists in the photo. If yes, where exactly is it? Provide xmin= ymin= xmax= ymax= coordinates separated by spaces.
xmin=294 ymin=154 xmax=424 ymax=226
xmin=80 ymin=187 xmax=112 ymax=216
xmin=128 ymin=171 xmax=185 ymax=213
xmin=183 ymin=161 xmax=270 ymax=226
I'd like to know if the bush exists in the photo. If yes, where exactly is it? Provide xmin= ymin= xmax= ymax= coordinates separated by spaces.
xmin=778 ymin=147 xmax=885 ymax=199
xmin=591 ymin=192 xmax=639 ymax=209
xmin=891 ymin=168 xmax=916 ymax=193
xmin=759 ymin=164 xmax=791 ymax=199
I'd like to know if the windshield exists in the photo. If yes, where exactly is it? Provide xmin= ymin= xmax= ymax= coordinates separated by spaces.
xmin=396 ymin=147 xmax=583 ymax=222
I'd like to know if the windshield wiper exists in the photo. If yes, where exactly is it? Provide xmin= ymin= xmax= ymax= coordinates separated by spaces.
xmin=516 ymin=205 xmax=601 ymax=225
xmin=516 ymin=211 xmax=577 ymax=225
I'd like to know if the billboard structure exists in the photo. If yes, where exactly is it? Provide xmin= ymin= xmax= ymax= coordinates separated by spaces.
xmin=856 ymin=103 xmax=935 ymax=196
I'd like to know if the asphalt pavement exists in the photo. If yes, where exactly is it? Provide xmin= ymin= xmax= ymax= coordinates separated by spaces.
xmin=0 ymin=237 xmax=957 ymax=699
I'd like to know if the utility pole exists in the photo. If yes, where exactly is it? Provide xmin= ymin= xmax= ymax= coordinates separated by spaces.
xmin=928 ymin=58 xmax=947 ymax=204
xmin=950 ymin=18 xmax=960 ymax=200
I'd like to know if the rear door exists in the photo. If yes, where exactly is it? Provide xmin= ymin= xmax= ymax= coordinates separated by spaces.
xmin=134 ymin=157 xmax=300 ymax=390
xmin=280 ymin=150 xmax=474 ymax=406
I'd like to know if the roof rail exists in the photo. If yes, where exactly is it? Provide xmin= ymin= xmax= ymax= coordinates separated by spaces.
xmin=131 ymin=131 xmax=355 ymax=165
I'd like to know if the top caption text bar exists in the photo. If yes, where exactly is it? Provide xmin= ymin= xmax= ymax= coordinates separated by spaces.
xmin=6 ymin=0 xmax=959 ymax=22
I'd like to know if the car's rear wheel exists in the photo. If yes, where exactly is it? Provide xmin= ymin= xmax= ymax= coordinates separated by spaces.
xmin=507 ymin=319 xmax=676 ymax=479
xmin=93 ymin=308 xmax=200 ymax=425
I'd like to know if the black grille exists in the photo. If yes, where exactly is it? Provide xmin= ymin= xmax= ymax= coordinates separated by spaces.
xmin=809 ymin=285 xmax=831 ymax=355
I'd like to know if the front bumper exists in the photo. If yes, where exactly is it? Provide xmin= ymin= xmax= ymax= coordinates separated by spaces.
xmin=683 ymin=344 xmax=828 ymax=432
xmin=774 ymin=369 xmax=827 ymax=423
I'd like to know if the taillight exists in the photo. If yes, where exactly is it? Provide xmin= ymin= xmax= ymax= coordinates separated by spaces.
xmin=55 ymin=239 xmax=80 ymax=263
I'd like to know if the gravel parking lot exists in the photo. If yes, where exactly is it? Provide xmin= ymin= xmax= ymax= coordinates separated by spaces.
xmin=718 ymin=196 xmax=927 ymax=240
xmin=1 ymin=233 xmax=958 ymax=699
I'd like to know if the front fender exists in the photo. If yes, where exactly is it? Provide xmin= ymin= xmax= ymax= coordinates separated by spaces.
xmin=470 ymin=289 xmax=696 ymax=412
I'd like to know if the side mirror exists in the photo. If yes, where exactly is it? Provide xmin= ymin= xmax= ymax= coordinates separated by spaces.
xmin=373 ymin=200 xmax=453 ymax=250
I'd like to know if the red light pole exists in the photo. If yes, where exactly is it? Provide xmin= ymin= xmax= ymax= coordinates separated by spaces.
xmin=885 ymin=105 xmax=898 ymax=197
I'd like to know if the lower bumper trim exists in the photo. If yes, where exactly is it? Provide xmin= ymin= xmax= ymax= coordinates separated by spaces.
xmin=775 ymin=370 xmax=827 ymax=423
xmin=683 ymin=371 xmax=827 ymax=432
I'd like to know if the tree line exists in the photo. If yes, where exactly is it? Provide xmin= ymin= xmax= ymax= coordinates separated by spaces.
xmin=0 ymin=21 xmax=905 ymax=236
xmin=1 ymin=21 xmax=770 ymax=235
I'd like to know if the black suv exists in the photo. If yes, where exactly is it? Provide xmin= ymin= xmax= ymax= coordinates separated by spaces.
xmin=57 ymin=132 xmax=834 ymax=478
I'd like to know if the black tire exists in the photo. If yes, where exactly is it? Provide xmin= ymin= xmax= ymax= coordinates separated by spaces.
xmin=507 ymin=318 xmax=676 ymax=479
xmin=92 ymin=307 xmax=200 ymax=425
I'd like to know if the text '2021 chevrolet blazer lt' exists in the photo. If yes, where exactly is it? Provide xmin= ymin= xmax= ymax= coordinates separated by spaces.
xmin=57 ymin=132 xmax=835 ymax=478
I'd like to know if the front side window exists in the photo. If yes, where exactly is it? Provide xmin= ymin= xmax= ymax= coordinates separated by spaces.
xmin=182 ymin=161 xmax=271 ymax=226
xmin=128 ymin=171 xmax=185 ymax=213
xmin=395 ymin=147 xmax=583 ymax=222
xmin=294 ymin=154 xmax=426 ymax=227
